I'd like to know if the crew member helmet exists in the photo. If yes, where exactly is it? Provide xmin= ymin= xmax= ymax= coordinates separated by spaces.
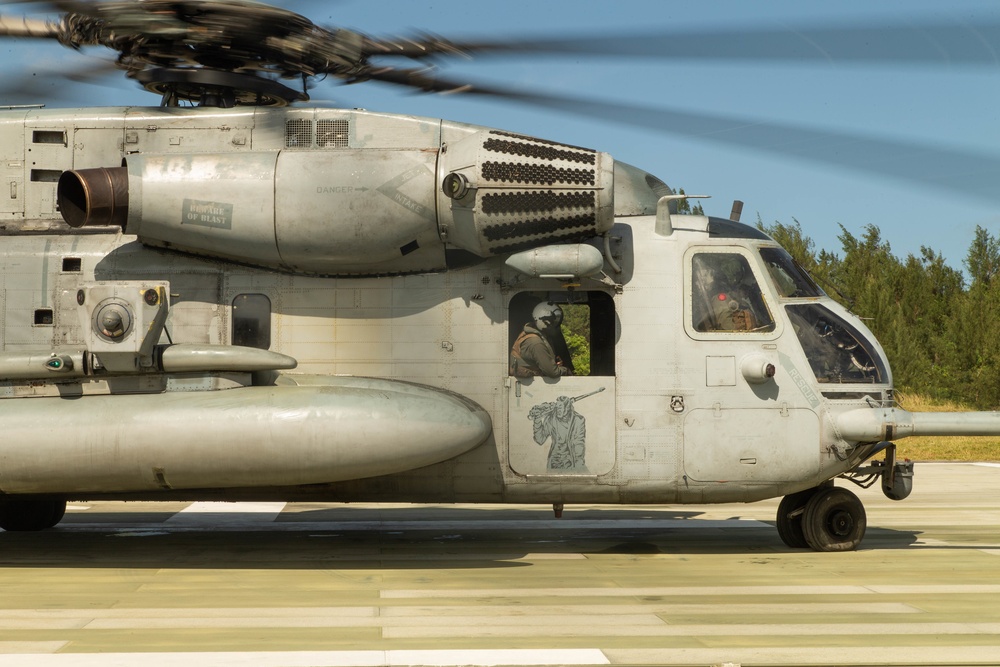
xmin=532 ymin=302 xmax=563 ymax=330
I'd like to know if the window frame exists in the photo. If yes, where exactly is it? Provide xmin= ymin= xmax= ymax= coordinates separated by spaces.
xmin=684 ymin=246 xmax=782 ymax=341
xmin=507 ymin=289 xmax=617 ymax=377
xmin=231 ymin=293 xmax=272 ymax=350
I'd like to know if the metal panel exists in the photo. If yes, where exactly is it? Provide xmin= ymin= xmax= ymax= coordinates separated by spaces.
xmin=706 ymin=355 xmax=737 ymax=386
xmin=274 ymin=149 xmax=445 ymax=273
xmin=73 ymin=128 xmax=126 ymax=171
xmin=508 ymin=376 xmax=615 ymax=477
xmin=683 ymin=408 xmax=820 ymax=482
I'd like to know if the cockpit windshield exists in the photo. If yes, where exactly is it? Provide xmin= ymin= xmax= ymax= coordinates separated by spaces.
xmin=759 ymin=247 xmax=822 ymax=298
xmin=786 ymin=303 xmax=887 ymax=384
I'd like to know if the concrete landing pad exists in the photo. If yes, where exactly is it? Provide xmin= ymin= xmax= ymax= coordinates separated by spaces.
xmin=1 ymin=463 xmax=999 ymax=666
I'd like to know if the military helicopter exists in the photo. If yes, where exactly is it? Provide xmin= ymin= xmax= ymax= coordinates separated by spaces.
xmin=0 ymin=0 xmax=998 ymax=552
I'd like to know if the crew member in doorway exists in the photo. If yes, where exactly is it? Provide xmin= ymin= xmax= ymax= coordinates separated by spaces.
xmin=509 ymin=302 xmax=571 ymax=377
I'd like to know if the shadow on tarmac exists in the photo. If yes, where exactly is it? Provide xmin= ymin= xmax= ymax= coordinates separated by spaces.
xmin=0 ymin=505 xmax=927 ymax=568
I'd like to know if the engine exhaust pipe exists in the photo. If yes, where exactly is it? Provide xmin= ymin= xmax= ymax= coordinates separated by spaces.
xmin=57 ymin=167 xmax=129 ymax=229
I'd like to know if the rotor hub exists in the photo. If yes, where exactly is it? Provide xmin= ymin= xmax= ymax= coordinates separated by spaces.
xmin=134 ymin=68 xmax=307 ymax=107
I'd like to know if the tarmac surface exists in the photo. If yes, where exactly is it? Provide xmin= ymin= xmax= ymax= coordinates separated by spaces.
xmin=1 ymin=462 xmax=999 ymax=666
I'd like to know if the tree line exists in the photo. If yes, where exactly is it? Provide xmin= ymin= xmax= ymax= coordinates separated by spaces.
xmin=758 ymin=219 xmax=1000 ymax=409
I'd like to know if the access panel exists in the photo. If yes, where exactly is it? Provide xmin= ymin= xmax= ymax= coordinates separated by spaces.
xmin=683 ymin=407 xmax=819 ymax=483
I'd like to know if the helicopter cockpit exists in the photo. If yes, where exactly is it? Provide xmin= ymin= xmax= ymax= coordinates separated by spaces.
xmin=785 ymin=303 xmax=886 ymax=385
xmin=758 ymin=245 xmax=888 ymax=385
xmin=688 ymin=238 xmax=888 ymax=388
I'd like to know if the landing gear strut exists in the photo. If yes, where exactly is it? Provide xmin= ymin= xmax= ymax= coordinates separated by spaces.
xmin=0 ymin=499 xmax=67 ymax=531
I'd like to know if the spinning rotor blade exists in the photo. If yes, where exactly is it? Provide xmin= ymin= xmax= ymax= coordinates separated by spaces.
xmin=0 ymin=15 xmax=58 ymax=38
xmin=545 ymin=97 xmax=1000 ymax=203
xmin=399 ymin=19 xmax=1000 ymax=67
xmin=2 ymin=0 xmax=997 ymax=202
xmin=357 ymin=70 xmax=1000 ymax=204
xmin=1 ymin=55 xmax=122 ymax=104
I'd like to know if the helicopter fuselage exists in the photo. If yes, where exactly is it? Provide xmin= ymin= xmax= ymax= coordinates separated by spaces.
xmin=0 ymin=103 xmax=954 ymax=554
xmin=0 ymin=105 xmax=897 ymax=506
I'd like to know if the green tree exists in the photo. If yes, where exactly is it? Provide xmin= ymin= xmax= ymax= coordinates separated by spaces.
xmin=561 ymin=303 xmax=591 ymax=376
xmin=950 ymin=226 xmax=1000 ymax=407
xmin=966 ymin=225 xmax=1000 ymax=288
xmin=756 ymin=217 xmax=838 ymax=295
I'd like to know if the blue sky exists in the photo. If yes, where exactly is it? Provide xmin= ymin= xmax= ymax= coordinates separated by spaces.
xmin=3 ymin=0 xmax=999 ymax=275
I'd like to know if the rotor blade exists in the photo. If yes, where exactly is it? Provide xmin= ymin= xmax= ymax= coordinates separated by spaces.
xmin=370 ymin=19 xmax=1000 ymax=67
xmin=535 ymin=98 xmax=1000 ymax=203
xmin=360 ymin=66 xmax=488 ymax=94
xmin=360 ymin=72 xmax=1000 ymax=203
xmin=1 ymin=57 xmax=123 ymax=104
xmin=0 ymin=15 xmax=59 ymax=38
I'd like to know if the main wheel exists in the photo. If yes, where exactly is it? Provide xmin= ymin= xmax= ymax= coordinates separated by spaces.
xmin=802 ymin=487 xmax=866 ymax=552
xmin=0 ymin=499 xmax=67 ymax=531
xmin=776 ymin=488 xmax=820 ymax=549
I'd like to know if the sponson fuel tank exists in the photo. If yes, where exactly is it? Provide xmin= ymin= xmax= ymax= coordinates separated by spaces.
xmin=0 ymin=375 xmax=492 ymax=494
xmin=57 ymin=128 xmax=616 ymax=276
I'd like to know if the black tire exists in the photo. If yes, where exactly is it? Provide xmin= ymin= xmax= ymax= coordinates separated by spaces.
xmin=776 ymin=488 xmax=820 ymax=549
xmin=0 ymin=499 xmax=66 ymax=532
xmin=802 ymin=486 xmax=867 ymax=552
xmin=44 ymin=500 xmax=67 ymax=529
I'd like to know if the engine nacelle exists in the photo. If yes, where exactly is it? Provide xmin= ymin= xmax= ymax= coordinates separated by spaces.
xmin=56 ymin=130 xmax=615 ymax=276
xmin=437 ymin=130 xmax=615 ymax=257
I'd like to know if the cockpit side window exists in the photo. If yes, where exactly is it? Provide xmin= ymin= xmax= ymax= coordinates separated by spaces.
xmin=759 ymin=247 xmax=823 ymax=298
xmin=691 ymin=252 xmax=775 ymax=333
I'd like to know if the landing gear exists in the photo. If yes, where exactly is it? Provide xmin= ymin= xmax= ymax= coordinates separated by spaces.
xmin=776 ymin=485 xmax=866 ymax=551
xmin=0 ymin=499 xmax=67 ymax=532
xmin=775 ymin=488 xmax=817 ymax=549
xmin=801 ymin=486 xmax=866 ymax=552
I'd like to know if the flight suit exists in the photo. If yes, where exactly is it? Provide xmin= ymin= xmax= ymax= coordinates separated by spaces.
xmin=509 ymin=324 xmax=567 ymax=378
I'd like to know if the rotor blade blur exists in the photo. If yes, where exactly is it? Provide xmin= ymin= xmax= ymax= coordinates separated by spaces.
xmin=0 ymin=15 xmax=59 ymax=38
xmin=366 ymin=72 xmax=1000 ymax=203
xmin=521 ymin=94 xmax=1000 ymax=203
xmin=1 ymin=58 xmax=123 ymax=104
xmin=362 ymin=67 xmax=494 ymax=94
xmin=438 ymin=20 xmax=1000 ymax=67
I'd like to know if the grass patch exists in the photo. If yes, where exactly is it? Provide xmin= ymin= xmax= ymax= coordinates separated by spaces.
xmin=893 ymin=392 xmax=1000 ymax=461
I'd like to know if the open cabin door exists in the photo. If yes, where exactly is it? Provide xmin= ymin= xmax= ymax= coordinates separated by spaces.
xmin=505 ymin=290 xmax=617 ymax=479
